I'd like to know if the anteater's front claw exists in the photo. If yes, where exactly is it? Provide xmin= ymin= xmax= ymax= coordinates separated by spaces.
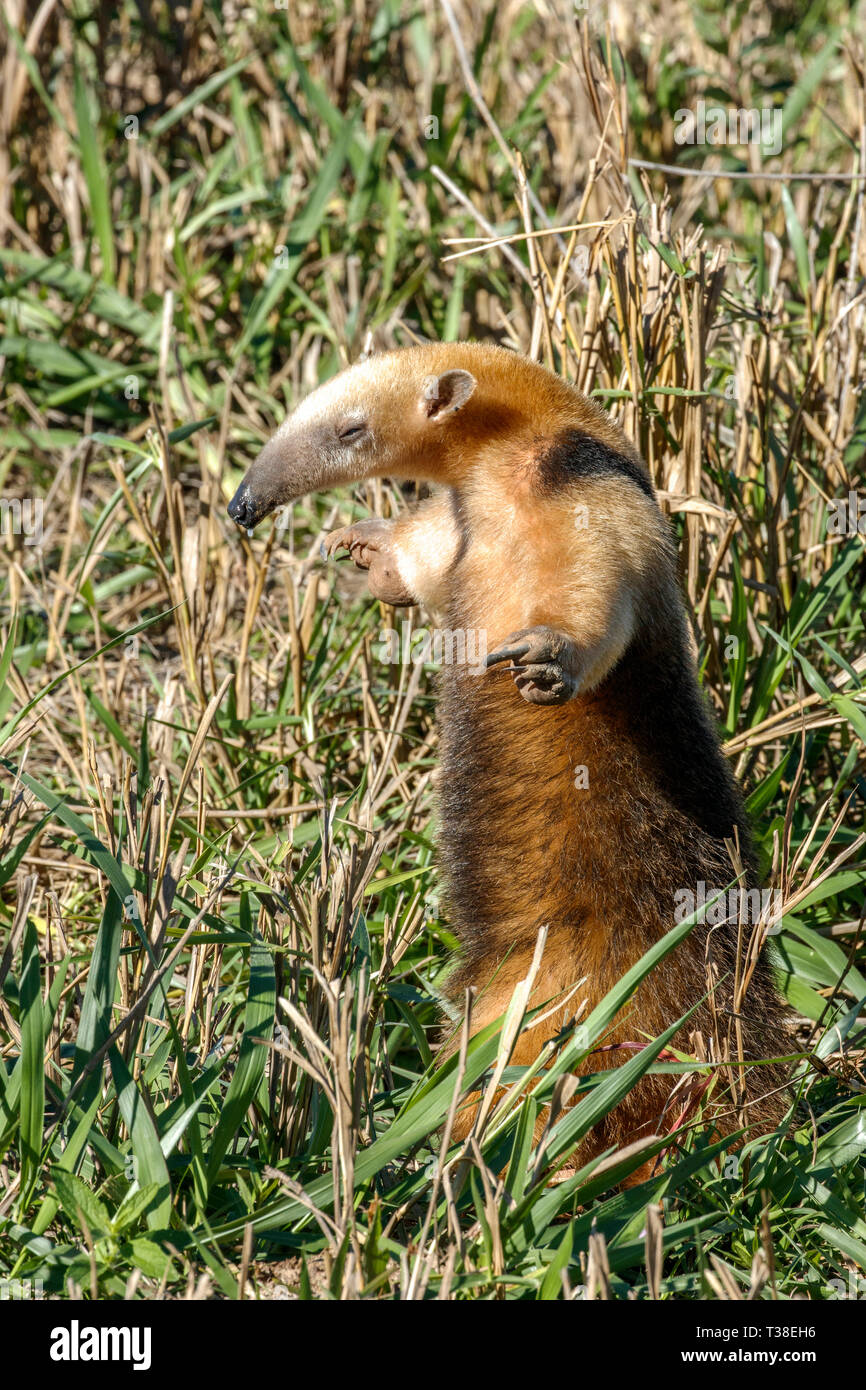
xmin=320 ymin=518 xmax=416 ymax=605
xmin=485 ymin=642 xmax=532 ymax=668
xmin=486 ymin=626 xmax=580 ymax=706
xmin=321 ymin=526 xmax=353 ymax=560
xmin=321 ymin=519 xmax=394 ymax=570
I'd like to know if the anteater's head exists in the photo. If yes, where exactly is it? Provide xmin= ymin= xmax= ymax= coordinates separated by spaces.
xmin=227 ymin=346 xmax=494 ymax=532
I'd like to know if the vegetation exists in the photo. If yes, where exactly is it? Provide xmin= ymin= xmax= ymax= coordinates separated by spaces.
xmin=0 ymin=0 xmax=864 ymax=1300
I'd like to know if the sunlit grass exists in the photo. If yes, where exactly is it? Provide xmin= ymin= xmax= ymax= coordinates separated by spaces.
xmin=0 ymin=0 xmax=864 ymax=1299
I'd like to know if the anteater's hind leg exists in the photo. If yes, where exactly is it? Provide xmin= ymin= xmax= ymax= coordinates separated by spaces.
xmin=443 ymin=936 xmax=668 ymax=1178
xmin=446 ymin=947 xmax=790 ymax=1187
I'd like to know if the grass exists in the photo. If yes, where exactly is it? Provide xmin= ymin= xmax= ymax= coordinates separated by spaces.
xmin=0 ymin=0 xmax=865 ymax=1300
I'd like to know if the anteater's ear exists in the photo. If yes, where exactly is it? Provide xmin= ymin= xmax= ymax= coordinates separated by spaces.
xmin=420 ymin=369 xmax=476 ymax=420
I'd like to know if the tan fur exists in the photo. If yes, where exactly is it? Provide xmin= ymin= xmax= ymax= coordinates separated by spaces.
xmin=390 ymin=492 xmax=461 ymax=618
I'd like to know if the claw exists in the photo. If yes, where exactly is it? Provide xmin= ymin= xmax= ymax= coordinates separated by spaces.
xmin=322 ymin=530 xmax=353 ymax=561
xmin=484 ymin=627 xmax=580 ymax=706
xmin=485 ymin=642 xmax=531 ymax=669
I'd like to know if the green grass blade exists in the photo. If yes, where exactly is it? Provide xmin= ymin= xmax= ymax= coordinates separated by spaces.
xmin=108 ymin=1046 xmax=172 ymax=1230
xmin=205 ymin=921 xmax=276 ymax=1192
xmin=17 ymin=921 xmax=45 ymax=1213
xmin=72 ymin=67 xmax=115 ymax=285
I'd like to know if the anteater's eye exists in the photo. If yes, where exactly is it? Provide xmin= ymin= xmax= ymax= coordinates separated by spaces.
xmin=338 ymin=421 xmax=367 ymax=442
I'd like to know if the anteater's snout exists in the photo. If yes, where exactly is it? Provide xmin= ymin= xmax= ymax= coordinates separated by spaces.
xmin=227 ymin=481 xmax=257 ymax=530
